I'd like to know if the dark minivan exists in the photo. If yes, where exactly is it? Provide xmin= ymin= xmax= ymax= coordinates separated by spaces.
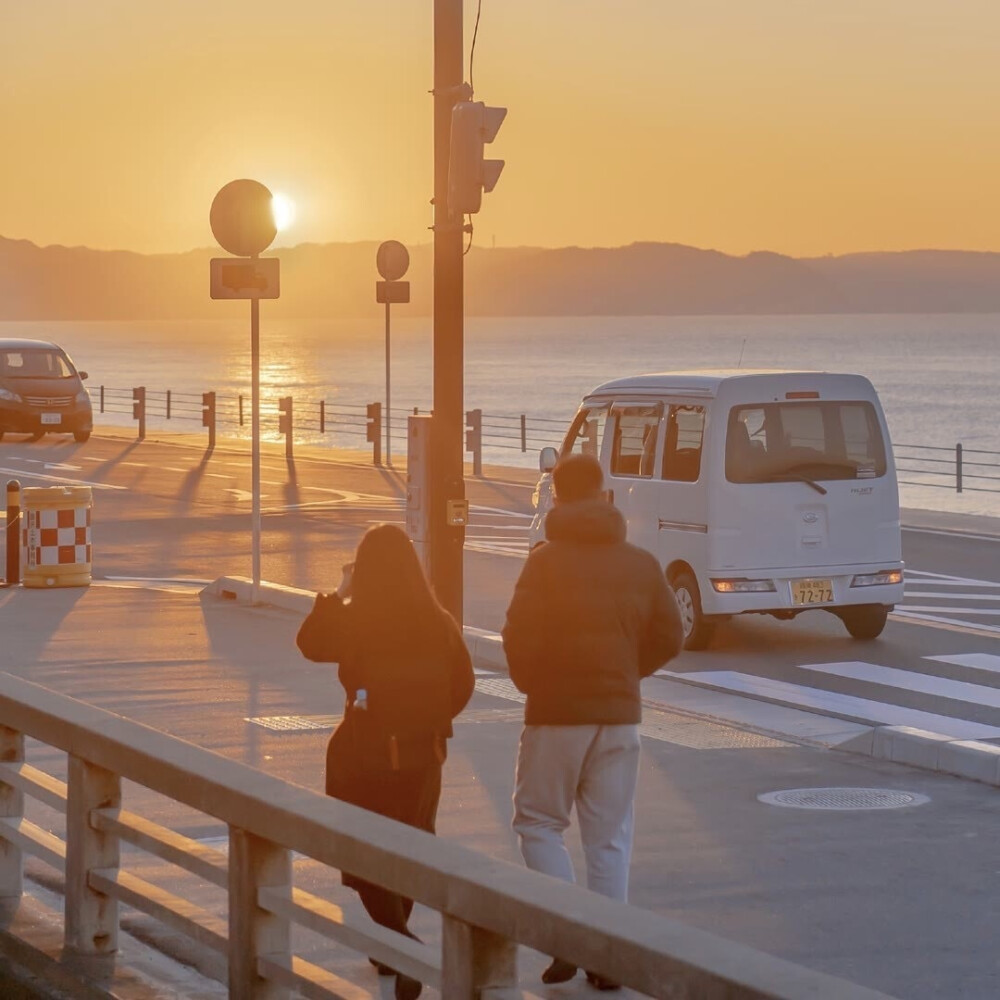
xmin=0 ymin=339 xmax=93 ymax=442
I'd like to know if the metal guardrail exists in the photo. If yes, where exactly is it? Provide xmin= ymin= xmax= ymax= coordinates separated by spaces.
xmin=92 ymin=384 xmax=1000 ymax=493
xmin=0 ymin=672 xmax=894 ymax=998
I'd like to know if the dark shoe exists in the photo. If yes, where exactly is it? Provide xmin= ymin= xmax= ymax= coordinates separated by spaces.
xmin=586 ymin=970 xmax=621 ymax=991
xmin=395 ymin=973 xmax=423 ymax=1000
xmin=542 ymin=958 xmax=578 ymax=984
xmin=368 ymin=957 xmax=394 ymax=976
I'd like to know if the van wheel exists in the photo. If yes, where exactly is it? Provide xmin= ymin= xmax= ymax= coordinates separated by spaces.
xmin=672 ymin=570 xmax=715 ymax=650
xmin=73 ymin=430 xmax=91 ymax=443
xmin=839 ymin=604 xmax=889 ymax=640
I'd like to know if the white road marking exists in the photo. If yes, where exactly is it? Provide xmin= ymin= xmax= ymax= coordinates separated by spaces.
xmin=163 ymin=467 xmax=189 ymax=473
xmin=892 ymin=610 xmax=1000 ymax=635
xmin=904 ymin=592 xmax=1000 ymax=600
xmin=898 ymin=605 xmax=1000 ymax=616
xmin=801 ymin=661 xmax=1000 ymax=710
xmin=120 ymin=461 xmax=147 ymax=468
xmin=225 ymin=489 xmax=265 ymax=502
xmin=925 ymin=653 xmax=1000 ymax=673
xmin=903 ymin=526 xmax=1000 ymax=543
xmin=43 ymin=463 xmax=82 ymax=471
xmin=205 ymin=473 xmax=231 ymax=480
xmin=662 ymin=670 xmax=1000 ymax=740
xmin=0 ymin=466 xmax=127 ymax=491
xmin=906 ymin=569 xmax=1000 ymax=586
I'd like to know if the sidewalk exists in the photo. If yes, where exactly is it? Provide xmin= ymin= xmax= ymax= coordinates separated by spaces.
xmin=2 ymin=579 xmax=1000 ymax=998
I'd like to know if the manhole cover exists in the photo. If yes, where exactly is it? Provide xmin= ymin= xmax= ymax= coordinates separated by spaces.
xmin=757 ymin=787 xmax=930 ymax=810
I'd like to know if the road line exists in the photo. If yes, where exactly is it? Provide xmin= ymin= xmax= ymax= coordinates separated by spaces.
xmin=903 ymin=592 xmax=1000 ymax=600
xmin=903 ymin=526 xmax=1000 ymax=543
xmin=891 ymin=610 xmax=1000 ymax=637
xmin=897 ymin=605 xmax=1000 ymax=616
xmin=661 ymin=670 xmax=1000 ymax=740
xmin=801 ymin=661 xmax=1000 ymax=710
xmin=120 ymin=461 xmax=147 ymax=468
xmin=0 ymin=466 xmax=127 ymax=491
xmin=205 ymin=473 xmax=231 ymax=479
xmin=926 ymin=653 xmax=1000 ymax=673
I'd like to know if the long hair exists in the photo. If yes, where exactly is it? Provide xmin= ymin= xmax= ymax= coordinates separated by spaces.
xmin=348 ymin=524 xmax=449 ymax=645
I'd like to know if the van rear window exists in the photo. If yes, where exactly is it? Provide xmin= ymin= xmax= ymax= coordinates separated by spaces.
xmin=726 ymin=401 xmax=887 ymax=484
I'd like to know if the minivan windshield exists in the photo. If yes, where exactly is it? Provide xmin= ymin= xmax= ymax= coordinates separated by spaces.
xmin=726 ymin=401 xmax=887 ymax=485
xmin=0 ymin=348 xmax=74 ymax=379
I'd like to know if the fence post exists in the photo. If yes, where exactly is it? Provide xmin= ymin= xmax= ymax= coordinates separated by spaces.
xmin=99 ymin=385 xmax=105 ymax=414
xmin=278 ymin=396 xmax=293 ymax=460
xmin=520 ymin=413 xmax=527 ymax=452
xmin=202 ymin=391 xmax=217 ymax=450
xmin=0 ymin=725 xmax=25 ymax=898
xmin=228 ymin=828 xmax=291 ymax=999
xmin=367 ymin=402 xmax=382 ymax=466
xmin=319 ymin=400 xmax=325 ymax=434
xmin=65 ymin=756 xmax=120 ymax=955
xmin=166 ymin=389 xmax=172 ymax=420
xmin=4 ymin=480 xmax=20 ymax=586
xmin=956 ymin=442 xmax=963 ymax=493
xmin=441 ymin=914 xmax=518 ymax=998
xmin=132 ymin=386 xmax=146 ymax=441
xmin=239 ymin=394 xmax=245 ymax=427
xmin=465 ymin=408 xmax=482 ymax=477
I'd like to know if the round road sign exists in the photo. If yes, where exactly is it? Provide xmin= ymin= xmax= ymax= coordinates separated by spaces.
xmin=210 ymin=179 xmax=277 ymax=258
xmin=376 ymin=240 xmax=410 ymax=281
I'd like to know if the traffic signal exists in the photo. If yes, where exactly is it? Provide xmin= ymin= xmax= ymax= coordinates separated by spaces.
xmin=448 ymin=101 xmax=507 ymax=217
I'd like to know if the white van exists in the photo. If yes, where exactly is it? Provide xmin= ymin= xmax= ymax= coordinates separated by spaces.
xmin=529 ymin=370 xmax=904 ymax=649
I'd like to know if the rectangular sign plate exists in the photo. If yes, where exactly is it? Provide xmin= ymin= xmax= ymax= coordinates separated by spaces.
xmin=376 ymin=280 xmax=410 ymax=305
xmin=210 ymin=257 xmax=280 ymax=300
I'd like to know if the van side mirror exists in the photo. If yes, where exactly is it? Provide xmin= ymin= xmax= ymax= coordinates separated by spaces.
xmin=539 ymin=446 xmax=558 ymax=473
xmin=78 ymin=371 xmax=89 ymax=381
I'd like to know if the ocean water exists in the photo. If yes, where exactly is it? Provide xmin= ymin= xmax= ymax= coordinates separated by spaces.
xmin=4 ymin=314 xmax=999 ymax=516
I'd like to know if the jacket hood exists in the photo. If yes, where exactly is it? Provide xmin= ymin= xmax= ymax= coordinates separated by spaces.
xmin=544 ymin=498 xmax=626 ymax=545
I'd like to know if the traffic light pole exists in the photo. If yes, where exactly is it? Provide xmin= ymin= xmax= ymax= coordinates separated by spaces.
xmin=431 ymin=0 xmax=466 ymax=622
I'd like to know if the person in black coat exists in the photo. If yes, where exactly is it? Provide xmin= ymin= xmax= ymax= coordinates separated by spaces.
xmin=297 ymin=524 xmax=474 ymax=1000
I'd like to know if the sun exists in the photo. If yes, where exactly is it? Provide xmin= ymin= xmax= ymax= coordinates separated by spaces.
xmin=271 ymin=192 xmax=296 ymax=232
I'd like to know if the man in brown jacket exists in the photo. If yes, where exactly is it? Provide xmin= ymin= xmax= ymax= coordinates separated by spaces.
xmin=502 ymin=453 xmax=682 ymax=989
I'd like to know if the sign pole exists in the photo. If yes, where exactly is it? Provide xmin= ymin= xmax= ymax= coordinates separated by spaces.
xmin=250 ymin=293 xmax=261 ymax=604
xmin=385 ymin=300 xmax=392 ymax=467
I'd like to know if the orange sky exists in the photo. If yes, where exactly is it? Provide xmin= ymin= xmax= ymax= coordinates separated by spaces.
xmin=3 ymin=1 xmax=999 ymax=257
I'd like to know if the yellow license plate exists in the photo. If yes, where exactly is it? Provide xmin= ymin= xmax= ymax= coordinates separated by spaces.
xmin=792 ymin=578 xmax=833 ymax=605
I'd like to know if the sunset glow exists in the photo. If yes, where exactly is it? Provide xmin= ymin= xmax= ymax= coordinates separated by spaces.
xmin=2 ymin=2 xmax=999 ymax=257
xmin=271 ymin=193 xmax=296 ymax=233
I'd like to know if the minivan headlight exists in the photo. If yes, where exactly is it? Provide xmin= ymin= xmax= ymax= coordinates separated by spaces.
xmin=0 ymin=387 xmax=21 ymax=403
xmin=851 ymin=570 xmax=903 ymax=587
xmin=75 ymin=388 xmax=90 ymax=404
xmin=711 ymin=578 xmax=777 ymax=593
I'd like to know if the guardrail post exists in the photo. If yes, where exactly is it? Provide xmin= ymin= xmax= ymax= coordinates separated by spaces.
xmin=203 ymin=391 xmax=217 ymax=450
xmin=367 ymin=402 xmax=382 ymax=466
xmin=319 ymin=400 xmax=326 ymax=434
xmin=166 ymin=389 xmax=172 ymax=420
xmin=4 ymin=479 xmax=20 ymax=586
xmin=229 ymin=828 xmax=291 ymax=999
xmin=442 ymin=914 xmax=518 ymax=998
xmin=132 ymin=386 xmax=146 ymax=441
xmin=278 ymin=396 xmax=293 ymax=460
xmin=99 ymin=385 xmax=105 ymax=414
xmin=65 ymin=756 xmax=120 ymax=955
xmin=466 ymin=408 xmax=483 ymax=476
xmin=520 ymin=413 xmax=527 ymax=453
xmin=956 ymin=442 xmax=963 ymax=493
xmin=0 ymin=726 xmax=25 ymax=898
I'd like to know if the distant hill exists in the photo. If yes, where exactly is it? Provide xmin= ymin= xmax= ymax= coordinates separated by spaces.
xmin=3 ymin=236 xmax=1000 ymax=319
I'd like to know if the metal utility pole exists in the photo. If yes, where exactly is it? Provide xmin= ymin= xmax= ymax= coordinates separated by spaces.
xmin=431 ymin=0 xmax=467 ymax=622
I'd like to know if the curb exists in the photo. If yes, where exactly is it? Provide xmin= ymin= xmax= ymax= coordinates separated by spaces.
xmin=206 ymin=575 xmax=1000 ymax=790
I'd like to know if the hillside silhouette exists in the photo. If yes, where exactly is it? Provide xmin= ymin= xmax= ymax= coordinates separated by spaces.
xmin=3 ymin=236 xmax=1000 ymax=319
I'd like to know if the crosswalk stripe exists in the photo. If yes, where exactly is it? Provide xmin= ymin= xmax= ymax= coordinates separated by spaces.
xmin=925 ymin=653 xmax=1000 ymax=673
xmin=661 ymin=670 xmax=1000 ymax=740
xmin=800 ymin=661 xmax=1000 ymax=710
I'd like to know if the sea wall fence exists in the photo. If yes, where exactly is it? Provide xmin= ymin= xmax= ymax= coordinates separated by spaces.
xmin=0 ymin=671 xmax=893 ymax=999
xmin=94 ymin=383 xmax=1000 ymax=494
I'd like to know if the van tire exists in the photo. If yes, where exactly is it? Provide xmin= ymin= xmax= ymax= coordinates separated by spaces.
xmin=839 ymin=604 xmax=889 ymax=640
xmin=672 ymin=570 xmax=715 ymax=650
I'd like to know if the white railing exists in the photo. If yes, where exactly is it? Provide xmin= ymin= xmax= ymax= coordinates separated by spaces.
xmin=0 ymin=672 xmax=895 ymax=999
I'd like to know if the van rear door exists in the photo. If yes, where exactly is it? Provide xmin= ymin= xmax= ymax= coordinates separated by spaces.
xmin=718 ymin=399 xmax=900 ymax=570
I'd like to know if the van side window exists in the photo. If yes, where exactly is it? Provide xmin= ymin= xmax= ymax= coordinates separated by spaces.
xmin=661 ymin=405 xmax=705 ymax=482
xmin=561 ymin=404 xmax=610 ymax=460
xmin=610 ymin=406 xmax=660 ymax=478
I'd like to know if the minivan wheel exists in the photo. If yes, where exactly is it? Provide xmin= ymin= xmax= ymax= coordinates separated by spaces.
xmin=839 ymin=604 xmax=889 ymax=640
xmin=671 ymin=570 xmax=715 ymax=650
xmin=73 ymin=430 xmax=91 ymax=443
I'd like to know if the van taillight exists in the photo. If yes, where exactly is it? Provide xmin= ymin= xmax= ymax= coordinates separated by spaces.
xmin=785 ymin=391 xmax=820 ymax=399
